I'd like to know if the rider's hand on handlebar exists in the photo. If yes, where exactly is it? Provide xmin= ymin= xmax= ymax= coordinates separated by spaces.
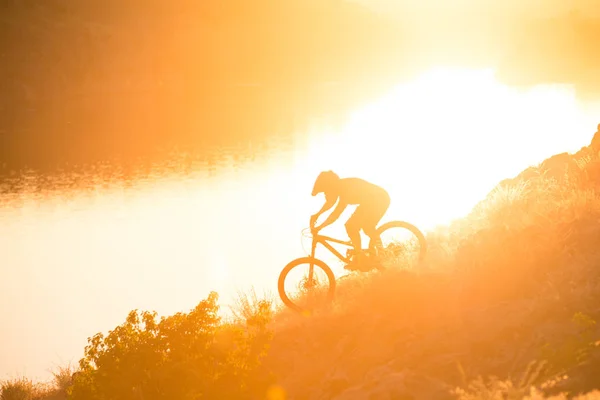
xmin=310 ymin=222 xmax=321 ymax=236
xmin=309 ymin=214 xmax=318 ymax=227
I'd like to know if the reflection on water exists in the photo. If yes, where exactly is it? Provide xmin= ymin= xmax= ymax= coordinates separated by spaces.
xmin=0 ymin=135 xmax=314 ymax=380
xmin=2 ymin=67 xmax=600 ymax=380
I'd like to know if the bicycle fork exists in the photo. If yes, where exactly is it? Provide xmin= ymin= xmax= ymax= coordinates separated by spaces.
xmin=307 ymin=238 xmax=318 ymax=287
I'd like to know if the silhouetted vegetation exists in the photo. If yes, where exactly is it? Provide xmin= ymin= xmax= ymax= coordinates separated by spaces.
xmin=66 ymin=292 xmax=273 ymax=400
xmin=0 ymin=366 xmax=74 ymax=400
xmin=0 ymin=292 xmax=275 ymax=400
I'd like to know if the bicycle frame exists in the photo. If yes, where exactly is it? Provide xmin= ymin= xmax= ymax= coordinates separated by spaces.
xmin=310 ymin=233 xmax=353 ymax=264
xmin=300 ymin=229 xmax=384 ymax=289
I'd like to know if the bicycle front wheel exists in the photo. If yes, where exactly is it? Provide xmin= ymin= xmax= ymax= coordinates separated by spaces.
xmin=278 ymin=257 xmax=336 ymax=314
xmin=369 ymin=221 xmax=427 ymax=269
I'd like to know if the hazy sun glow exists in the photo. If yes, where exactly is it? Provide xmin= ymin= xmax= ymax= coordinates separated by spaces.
xmin=298 ymin=67 xmax=599 ymax=234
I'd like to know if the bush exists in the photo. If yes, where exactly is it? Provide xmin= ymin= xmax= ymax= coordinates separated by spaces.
xmin=1 ymin=378 xmax=39 ymax=400
xmin=68 ymin=291 xmax=273 ymax=400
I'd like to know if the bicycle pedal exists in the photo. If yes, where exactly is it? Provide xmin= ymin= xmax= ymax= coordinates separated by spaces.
xmin=343 ymin=263 xmax=360 ymax=271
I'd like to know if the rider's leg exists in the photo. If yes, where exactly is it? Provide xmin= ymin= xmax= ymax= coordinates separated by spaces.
xmin=364 ymin=223 xmax=380 ymax=246
xmin=364 ymin=192 xmax=391 ymax=247
xmin=344 ymin=209 xmax=372 ymax=271
xmin=345 ymin=213 xmax=362 ymax=253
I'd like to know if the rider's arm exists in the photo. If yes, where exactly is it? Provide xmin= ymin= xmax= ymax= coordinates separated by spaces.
xmin=315 ymin=198 xmax=347 ymax=231
xmin=311 ymin=193 xmax=337 ymax=225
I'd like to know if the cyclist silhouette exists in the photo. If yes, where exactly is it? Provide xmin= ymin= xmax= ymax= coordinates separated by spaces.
xmin=310 ymin=170 xmax=390 ymax=270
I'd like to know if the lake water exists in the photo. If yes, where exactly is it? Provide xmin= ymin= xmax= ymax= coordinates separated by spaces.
xmin=2 ymin=67 xmax=600 ymax=380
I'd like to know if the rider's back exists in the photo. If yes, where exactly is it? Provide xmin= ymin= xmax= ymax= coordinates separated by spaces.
xmin=336 ymin=177 xmax=389 ymax=205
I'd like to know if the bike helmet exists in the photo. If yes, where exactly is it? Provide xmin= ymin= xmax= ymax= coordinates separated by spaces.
xmin=312 ymin=170 xmax=339 ymax=196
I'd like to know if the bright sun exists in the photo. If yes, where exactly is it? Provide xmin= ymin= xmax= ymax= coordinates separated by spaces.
xmin=298 ymin=67 xmax=600 ymax=231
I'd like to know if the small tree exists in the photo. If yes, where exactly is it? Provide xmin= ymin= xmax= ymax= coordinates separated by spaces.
xmin=69 ymin=292 xmax=273 ymax=400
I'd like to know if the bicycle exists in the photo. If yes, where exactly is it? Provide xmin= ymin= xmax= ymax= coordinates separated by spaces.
xmin=277 ymin=220 xmax=427 ymax=313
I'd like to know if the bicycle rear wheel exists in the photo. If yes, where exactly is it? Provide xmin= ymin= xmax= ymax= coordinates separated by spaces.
xmin=278 ymin=257 xmax=336 ymax=314
xmin=369 ymin=221 xmax=427 ymax=269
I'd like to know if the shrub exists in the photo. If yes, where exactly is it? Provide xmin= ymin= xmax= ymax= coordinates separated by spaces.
xmin=1 ymin=378 xmax=37 ymax=400
xmin=68 ymin=291 xmax=272 ymax=400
